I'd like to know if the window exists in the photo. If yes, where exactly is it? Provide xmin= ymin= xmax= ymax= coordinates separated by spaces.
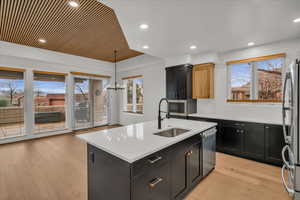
xmin=0 ymin=69 xmax=25 ymax=138
xmin=123 ymin=76 xmax=144 ymax=114
xmin=227 ymin=54 xmax=284 ymax=102
xmin=33 ymin=72 xmax=67 ymax=133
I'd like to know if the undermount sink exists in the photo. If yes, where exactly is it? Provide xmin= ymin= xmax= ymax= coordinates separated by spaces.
xmin=154 ymin=128 xmax=190 ymax=137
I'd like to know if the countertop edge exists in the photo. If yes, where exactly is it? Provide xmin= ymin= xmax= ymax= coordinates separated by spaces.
xmin=77 ymin=123 xmax=217 ymax=163
xmin=187 ymin=114 xmax=282 ymax=125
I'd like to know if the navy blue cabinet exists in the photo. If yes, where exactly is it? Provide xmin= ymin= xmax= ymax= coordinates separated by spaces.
xmin=243 ymin=122 xmax=265 ymax=161
xmin=170 ymin=136 xmax=203 ymax=200
xmin=88 ymin=133 xmax=207 ymax=200
xmin=166 ymin=65 xmax=193 ymax=100
xmin=220 ymin=121 xmax=243 ymax=155
xmin=186 ymin=116 xmax=284 ymax=166
xmin=265 ymin=125 xmax=285 ymax=165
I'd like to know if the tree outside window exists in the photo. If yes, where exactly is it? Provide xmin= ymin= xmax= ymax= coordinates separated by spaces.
xmin=123 ymin=77 xmax=143 ymax=114
xmin=228 ymin=56 xmax=284 ymax=102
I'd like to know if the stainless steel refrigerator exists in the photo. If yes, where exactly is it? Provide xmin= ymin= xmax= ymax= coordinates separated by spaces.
xmin=282 ymin=59 xmax=300 ymax=199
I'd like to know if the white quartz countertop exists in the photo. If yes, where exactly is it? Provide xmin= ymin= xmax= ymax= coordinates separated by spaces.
xmin=77 ymin=119 xmax=217 ymax=163
xmin=188 ymin=113 xmax=282 ymax=125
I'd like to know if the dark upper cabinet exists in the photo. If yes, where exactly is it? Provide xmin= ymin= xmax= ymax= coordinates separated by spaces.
xmin=265 ymin=125 xmax=285 ymax=165
xmin=243 ymin=123 xmax=265 ymax=160
xmin=166 ymin=65 xmax=193 ymax=100
xmin=166 ymin=68 xmax=176 ymax=99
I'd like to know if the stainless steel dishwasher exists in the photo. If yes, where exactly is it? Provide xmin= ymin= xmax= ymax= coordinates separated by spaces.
xmin=202 ymin=127 xmax=217 ymax=177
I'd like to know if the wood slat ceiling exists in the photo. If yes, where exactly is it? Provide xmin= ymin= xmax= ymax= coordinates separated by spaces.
xmin=0 ymin=0 xmax=142 ymax=62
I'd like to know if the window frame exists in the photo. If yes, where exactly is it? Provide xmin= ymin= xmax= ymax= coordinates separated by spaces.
xmin=122 ymin=75 xmax=144 ymax=114
xmin=226 ymin=53 xmax=285 ymax=103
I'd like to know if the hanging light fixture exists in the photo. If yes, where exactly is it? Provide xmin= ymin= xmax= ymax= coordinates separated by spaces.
xmin=107 ymin=50 xmax=125 ymax=90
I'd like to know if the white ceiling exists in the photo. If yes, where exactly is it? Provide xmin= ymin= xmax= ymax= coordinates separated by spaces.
xmin=100 ymin=0 xmax=300 ymax=58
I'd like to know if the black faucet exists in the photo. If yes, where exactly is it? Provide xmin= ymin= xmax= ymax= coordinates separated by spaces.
xmin=158 ymin=98 xmax=170 ymax=129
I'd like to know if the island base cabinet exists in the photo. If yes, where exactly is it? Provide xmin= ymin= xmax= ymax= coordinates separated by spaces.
xmin=189 ymin=142 xmax=203 ymax=186
xmin=170 ymin=148 xmax=189 ymax=199
xmin=87 ymin=132 xmax=212 ymax=200
xmin=133 ymin=163 xmax=170 ymax=200
xmin=88 ymin=145 xmax=131 ymax=200
xmin=170 ymin=138 xmax=203 ymax=200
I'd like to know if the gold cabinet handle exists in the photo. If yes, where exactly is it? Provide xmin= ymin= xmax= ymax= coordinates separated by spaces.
xmin=149 ymin=177 xmax=163 ymax=188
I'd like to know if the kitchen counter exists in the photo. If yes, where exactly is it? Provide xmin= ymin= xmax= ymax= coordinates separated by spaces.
xmin=188 ymin=113 xmax=282 ymax=125
xmin=77 ymin=118 xmax=217 ymax=163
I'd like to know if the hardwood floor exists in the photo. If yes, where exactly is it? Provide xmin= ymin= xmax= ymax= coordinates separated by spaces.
xmin=0 ymin=126 xmax=292 ymax=200
xmin=186 ymin=153 xmax=291 ymax=200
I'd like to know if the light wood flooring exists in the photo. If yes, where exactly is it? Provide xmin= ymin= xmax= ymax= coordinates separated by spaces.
xmin=0 ymin=125 xmax=292 ymax=200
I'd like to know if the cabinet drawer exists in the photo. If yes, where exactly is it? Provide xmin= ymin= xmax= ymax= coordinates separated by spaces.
xmin=132 ymin=150 xmax=169 ymax=178
xmin=133 ymin=162 xmax=170 ymax=200
xmin=222 ymin=120 xmax=246 ymax=128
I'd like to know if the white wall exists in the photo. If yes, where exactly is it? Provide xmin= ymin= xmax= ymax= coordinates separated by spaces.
xmin=117 ymin=55 xmax=166 ymax=125
xmin=0 ymin=41 xmax=119 ymax=125
xmin=191 ymin=38 xmax=300 ymax=123
xmin=116 ymin=38 xmax=300 ymax=125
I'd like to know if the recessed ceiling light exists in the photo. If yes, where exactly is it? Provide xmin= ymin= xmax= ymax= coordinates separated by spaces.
xmin=190 ymin=45 xmax=197 ymax=50
xmin=68 ymin=0 xmax=79 ymax=8
xmin=38 ymin=38 xmax=47 ymax=44
xmin=142 ymin=45 xmax=149 ymax=49
xmin=140 ymin=24 xmax=149 ymax=30
xmin=248 ymin=42 xmax=255 ymax=46
xmin=294 ymin=18 xmax=300 ymax=23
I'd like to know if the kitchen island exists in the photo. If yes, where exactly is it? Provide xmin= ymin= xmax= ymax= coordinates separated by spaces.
xmin=78 ymin=118 xmax=217 ymax=200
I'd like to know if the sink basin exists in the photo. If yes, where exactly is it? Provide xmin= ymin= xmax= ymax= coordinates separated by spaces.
xmin=154 ymin=128 xmax=190 ymax=137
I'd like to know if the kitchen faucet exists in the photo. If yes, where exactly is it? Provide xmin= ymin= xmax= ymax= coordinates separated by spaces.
xmin=158 ymin=98 xmax=170 ymax=129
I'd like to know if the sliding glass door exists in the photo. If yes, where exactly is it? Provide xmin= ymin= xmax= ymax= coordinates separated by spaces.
xmin=91 ymin=79 xmax=109 ymax=126
xmin=74 ymin=77 xmax=91 ymax=129
xmin=33 ymin=72 xmax=67 ymax=133
xmin=73 ymin=76 xmax=109 ymax=130
xmin=0 ymin=70 xmax=25 ymax=138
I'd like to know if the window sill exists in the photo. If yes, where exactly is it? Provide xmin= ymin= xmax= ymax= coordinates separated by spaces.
xmin=227 ymin=99 xmax=282 ymax=103
xmin=123 ymin=111 xmax=144 ymax=115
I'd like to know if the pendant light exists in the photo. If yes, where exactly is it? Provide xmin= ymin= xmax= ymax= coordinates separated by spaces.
xmin=107 ymin=50 xmax=125 ymax=90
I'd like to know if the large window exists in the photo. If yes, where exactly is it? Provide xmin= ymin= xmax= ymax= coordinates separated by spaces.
xmin=123 ymin=76 xmax=144 ymax=114
xmin=227 ymin=54 xmax=284 ymax=102
xmin=0 ymin=69 xmax=25 ymax=138
xmin=33 ymin=72 xmax=67 ymax=133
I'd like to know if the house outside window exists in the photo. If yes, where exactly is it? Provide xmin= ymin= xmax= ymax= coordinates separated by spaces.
xmin=123 ymin=76 xmax=144 ymax=114
xmin=227 ymin=54 xmax=285 ymax=102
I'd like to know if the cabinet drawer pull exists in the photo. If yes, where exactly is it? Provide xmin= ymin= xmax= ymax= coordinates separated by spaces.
xmin=149 ymin=177 xmax=163 ymax=188
xmin=148 ymin=156 xmax=162 ymax=164
xmin=186 ymin=150 xmax=193 ymax=156
xmin=235 ymin=123 xmax=244 ymax=126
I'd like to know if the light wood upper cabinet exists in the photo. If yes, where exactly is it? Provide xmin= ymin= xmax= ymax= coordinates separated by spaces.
xmin=192 ymin=63 xmax=215 ymax=99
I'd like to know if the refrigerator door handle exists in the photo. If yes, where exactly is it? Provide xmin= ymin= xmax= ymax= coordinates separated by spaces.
xmin=282 ymin=145 xmax=295 ymax=169
xmin=282 ymin=72 xmax=293 ymax=144
xmin=281 ymin=164 xmax=295 ymax=196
